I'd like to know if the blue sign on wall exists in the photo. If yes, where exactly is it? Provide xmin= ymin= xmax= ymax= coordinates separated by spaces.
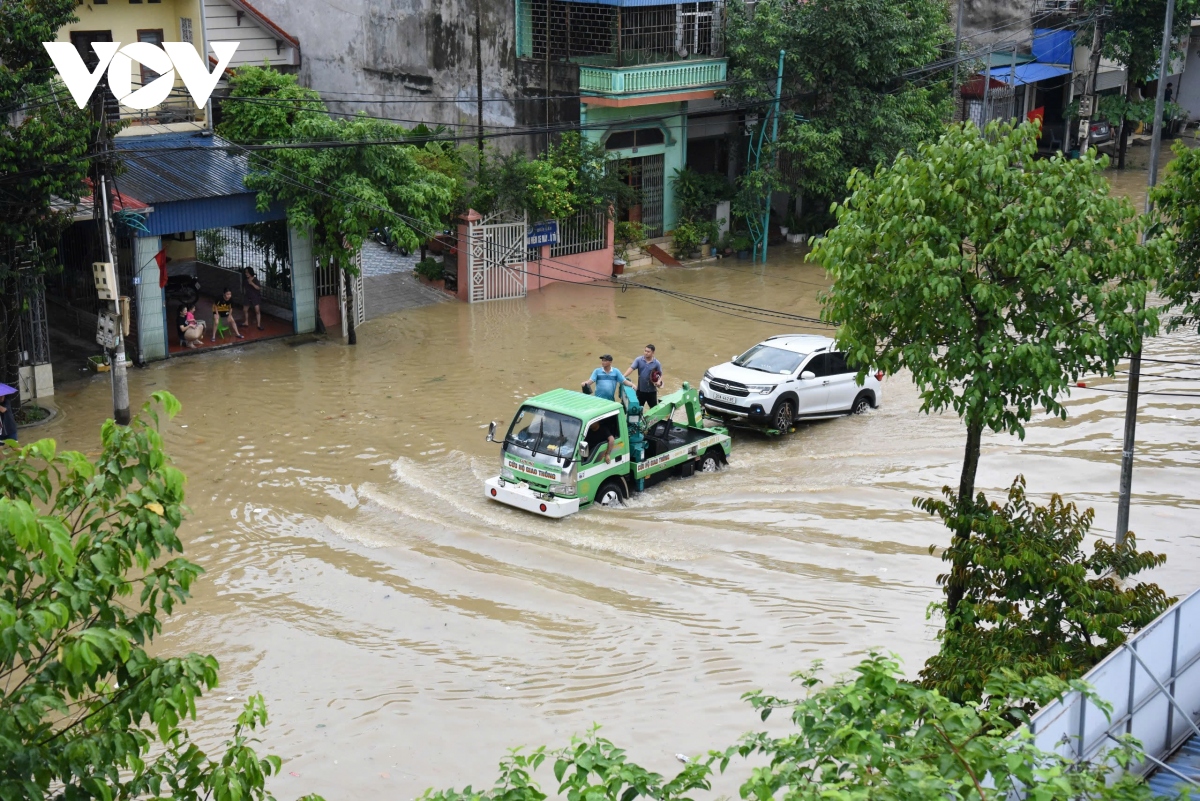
xmin=527 ymin=220 xmax=559 ymax=247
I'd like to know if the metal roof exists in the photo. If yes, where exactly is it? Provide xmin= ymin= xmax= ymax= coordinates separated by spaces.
xmin=988 ymin=63 xmax=1072 ymax=87
xmin=1147 ymin=731 xmax=1200 ymax=797
xmin=113 ymin=131 xmax=256 ymax=205
xmin=524 ymin=389 xmax=621 ymax=419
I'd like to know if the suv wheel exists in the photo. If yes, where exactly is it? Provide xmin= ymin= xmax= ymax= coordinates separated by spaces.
xmin=852 ymin=393 xmax=873 ymax=415
xmin=771 ymin=399 xmax=795 ymax=431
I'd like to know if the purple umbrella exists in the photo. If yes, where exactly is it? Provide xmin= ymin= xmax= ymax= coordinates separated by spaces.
xmin=0 ymin=383 xmax=15 ymax=396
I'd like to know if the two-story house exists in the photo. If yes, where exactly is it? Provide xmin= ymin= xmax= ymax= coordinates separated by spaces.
xmin=54 ymin=0 xmax=299 ymax=129
xmin=518 ymin=0 xmax=729 ymax=235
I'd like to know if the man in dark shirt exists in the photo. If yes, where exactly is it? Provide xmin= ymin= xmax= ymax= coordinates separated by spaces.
xmin=625 ymin=344 xmax=664 ymax=408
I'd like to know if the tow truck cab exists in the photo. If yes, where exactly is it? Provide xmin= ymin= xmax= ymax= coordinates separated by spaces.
xmin=484 ymin=385 xmax=731 ymax=518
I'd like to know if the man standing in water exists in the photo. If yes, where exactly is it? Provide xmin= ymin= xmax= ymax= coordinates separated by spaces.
xmin=582 ymin=354 xmax=632 ymax=401
xmin=625 ymin=344 xmax=664 ymax=409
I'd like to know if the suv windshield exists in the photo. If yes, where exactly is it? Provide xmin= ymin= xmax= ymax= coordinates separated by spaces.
xmin=504 ymin=406 xmax=582 ymax=461
xmin=733 ymin=344 xmax=806 ymax=375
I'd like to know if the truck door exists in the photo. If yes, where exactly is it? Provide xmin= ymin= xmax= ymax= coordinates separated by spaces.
xmin=576 ymin=412 xmax=627 ymax=497
xmin=794 ymin=353 xmax=832 ymax=415
xmin=823 ymin=352 xmax=860 ymax=413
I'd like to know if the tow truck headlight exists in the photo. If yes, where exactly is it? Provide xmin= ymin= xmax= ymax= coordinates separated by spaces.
xmin=500 ymin=463 xmax=516 ymax=482
xmin=745 ymin=384 xmax=776 ymax=395
xmin=548 ymin=482 xmax=576 ymax=496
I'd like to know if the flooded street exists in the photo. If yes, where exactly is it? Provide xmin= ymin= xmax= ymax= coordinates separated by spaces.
xmin=40 ymin=156 xmax=1199 ymax=798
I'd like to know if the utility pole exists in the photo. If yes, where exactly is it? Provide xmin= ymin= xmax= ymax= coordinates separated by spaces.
xmin=982 ymin=45 xmax=993 ymax=126
xmin=475 ymin=0 xmax=485 ymax=154
xmin=952 ymin=0 xmax=966 ymax=88
xmin=94 ymin=91 xmax=131 ymax=426
xmin=1115 ymin=0 xmax=1175 ymax=545
xmin=1084 ymin=14 xmax=1104 ymax=150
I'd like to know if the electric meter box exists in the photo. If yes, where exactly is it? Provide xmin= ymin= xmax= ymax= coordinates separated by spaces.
xmin=92 ymin=261 xmax=118 ymax=300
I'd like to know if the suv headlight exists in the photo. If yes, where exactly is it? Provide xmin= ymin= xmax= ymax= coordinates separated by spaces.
xmin=703 ymin=371 xmax=714 ymax=383
xmin=745 ymin=384 xmax=776 ymax=395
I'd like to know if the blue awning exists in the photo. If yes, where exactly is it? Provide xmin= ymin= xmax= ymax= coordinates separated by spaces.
xmin=987 ymin=63 xmax=1072 ymax=86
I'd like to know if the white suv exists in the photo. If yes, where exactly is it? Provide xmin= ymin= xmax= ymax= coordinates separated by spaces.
xmin=699 ymin=334 xmax=883 ymax=431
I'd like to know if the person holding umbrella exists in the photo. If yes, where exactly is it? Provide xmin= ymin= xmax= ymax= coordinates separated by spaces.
xmin=0 ymin=382 xmax=19 ymax=443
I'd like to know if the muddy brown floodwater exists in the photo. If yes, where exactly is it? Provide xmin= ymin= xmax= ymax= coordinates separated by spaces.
xmin=43 ymin=155 xmax=1199 ymax=799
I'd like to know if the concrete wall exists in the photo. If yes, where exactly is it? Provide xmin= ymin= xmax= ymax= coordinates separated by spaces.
xmin=1177 ymin=32 xmax=1200 ymax=121
xmin=134 ymin=236 xmax=169 ymax=363
xmin=954 ymin=0 xmax=1034 ymax=54
xmin=289 ymin=226 xmax=317 ymax=334
xmin=527 ymin=218 xmax=616 ymax=291
xmin=242 ymin=0 xmax=533 ymax=150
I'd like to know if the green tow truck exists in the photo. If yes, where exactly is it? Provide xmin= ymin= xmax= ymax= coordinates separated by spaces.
xmin=484 ymin=383 xmax=732 ymax=517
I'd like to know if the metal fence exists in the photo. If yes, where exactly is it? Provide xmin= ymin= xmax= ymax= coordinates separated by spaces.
xmin=964 ymin=83 xmax=1019 ymax=129
xmin=551 ymin=208 xmax=609 ymax=257
xmin=519 ymin=0 xmax=723 ymax=67
xmin=1019 ymin=587 xmax=1200 ymax=795
xmin=195 ymin=223 xmax=292 ymax=309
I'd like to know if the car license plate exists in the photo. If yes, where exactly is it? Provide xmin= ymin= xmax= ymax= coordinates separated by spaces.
xmin=711 ymin=392 xmax=738 ymax=404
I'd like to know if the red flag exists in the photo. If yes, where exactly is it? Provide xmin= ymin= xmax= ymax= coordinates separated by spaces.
xmin=1027 ymin=106 xmax=1045 ymax=129
xmin=155 ymin=249 xmax=168 ymax=288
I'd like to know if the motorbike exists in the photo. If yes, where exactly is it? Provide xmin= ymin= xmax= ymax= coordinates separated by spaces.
xmin=165 ymin=273 xmax=201 ymax=306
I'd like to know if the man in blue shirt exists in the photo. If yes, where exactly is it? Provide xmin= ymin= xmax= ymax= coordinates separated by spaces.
xmin=625 ymin=344 xmax=664 ymax=408
xmin=582 ymin=354 xmax=631 ymax=401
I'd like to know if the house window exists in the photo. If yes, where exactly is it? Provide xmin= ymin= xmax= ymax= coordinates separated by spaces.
xmin=180 ymin=18 xmax=194 ymax=43
xmin=136 ymin=29 xmax=165 ymax=87
xmin=605 ymin=128 xmax=665 ymax=150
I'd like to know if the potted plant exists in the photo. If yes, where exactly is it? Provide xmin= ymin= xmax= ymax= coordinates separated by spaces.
xmin=88 ymin=354 xmax=110 ymax=373
xmin=730 ymin=234 xmax=752 ymax=259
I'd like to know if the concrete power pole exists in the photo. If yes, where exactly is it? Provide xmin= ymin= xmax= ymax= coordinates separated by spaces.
xmin=1114 ymin=0 xmax=1175 ymax=545
xmin=94 ymin=100 xmax=131 ymax=426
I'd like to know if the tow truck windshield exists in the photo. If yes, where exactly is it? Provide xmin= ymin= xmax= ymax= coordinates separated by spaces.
xmin=504 ymin=406 xmax=582 ymax=461
xmin=733 ymin=345 xmax=807 ymax=375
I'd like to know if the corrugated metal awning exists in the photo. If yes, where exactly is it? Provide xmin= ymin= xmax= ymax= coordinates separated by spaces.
xmin=988 ymin=63 xmax=1072 ymax=86
xmin=113 ymin=131 xmax=256 ymax=204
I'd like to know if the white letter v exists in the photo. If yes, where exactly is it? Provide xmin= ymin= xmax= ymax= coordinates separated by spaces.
xmin=165 ymin=41 xmax=239 ymax=109
xmin=43 ymin=42 xmax=121 ymax=109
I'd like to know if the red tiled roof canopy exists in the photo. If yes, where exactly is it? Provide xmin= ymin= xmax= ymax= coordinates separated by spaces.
xmin=960 ymin=74 xmax=1010 ymax=99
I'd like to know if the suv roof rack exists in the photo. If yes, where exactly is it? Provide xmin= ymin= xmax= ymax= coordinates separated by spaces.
xmin=765 ymin=333 xmax=827 ymax=341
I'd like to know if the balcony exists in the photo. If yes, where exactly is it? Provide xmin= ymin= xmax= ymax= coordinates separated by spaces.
xmin=579 ymin=59 xmax=726 ymax=97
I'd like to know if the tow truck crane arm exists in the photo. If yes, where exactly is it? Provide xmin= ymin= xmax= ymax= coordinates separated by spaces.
xmin=626 ymin=382 xmax=702 ymax=431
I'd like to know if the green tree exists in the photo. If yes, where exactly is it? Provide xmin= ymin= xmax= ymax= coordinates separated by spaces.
xmin=216 ymin=65 xmax=327 ymax=144
xmin=724 ymin=0 xmax=951 ymax=218
xmin=918 ymin=476 xmax=1171 ymax=705
xmin=727 ymin=655 xmax=1156 ymax=801
xmin=1084 ymin=0 xmax=1200 ymax=168
xmin=811 ymin=121 xmax=1162 ymax=616
xmin=1 ymin=0 xmax=94 ymax=398
xmin=1151 ymin=140 xmax=1200 ymax=332
xmin=1 ymin=394 xmax=317 ymax=801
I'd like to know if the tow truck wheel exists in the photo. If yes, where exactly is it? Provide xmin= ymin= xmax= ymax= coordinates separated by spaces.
xmin=771 ymin=399 xmax=795 ymax=431
xmin=852 ymin=392 xmax=873 ymax=415
xmin=698 ymin=451 xmax=721 ymax=473
xmin=596 ymin=479 xmax=626 ymax=507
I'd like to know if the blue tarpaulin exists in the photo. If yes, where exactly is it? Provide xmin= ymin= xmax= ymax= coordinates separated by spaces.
xmin=988 ymin=62 xmax=1072 ymax=86
xmin=1032 ymin=27 xmax=1075 ymax=66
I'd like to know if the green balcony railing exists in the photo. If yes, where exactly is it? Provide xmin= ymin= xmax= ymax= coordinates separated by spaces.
xmin=579 ymin=59 xmax=726 ymax=96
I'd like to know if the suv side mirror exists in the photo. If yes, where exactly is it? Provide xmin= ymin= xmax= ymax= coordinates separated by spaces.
xmin=486 ymin=421 xmax=498 ymax=442
xmin=800 ymin=371 xmax=816 ymax=380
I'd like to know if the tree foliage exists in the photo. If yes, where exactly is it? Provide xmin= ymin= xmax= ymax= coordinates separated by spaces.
xmin=1087 ymin=0 xmax=1200 ymax=86
xmin=463 ymin=133 xmax=633 ymax=222
xmin=0 ymin=0 xmax=95 ymax=390
xmin=918 ymin=476 xmax=1172 ymax=705
xmin=724 ymin=0 xmax=951 ymax=211
xmin=728 ymin=655 xmax=1156 ymax=801
xmin=1151 ymin=140 xmax=1200 ymax=333
xmin=812 ymin=121 xmax=1162 ymax=614
xmin=421 ymin=657 xmax=1161 ymax=801
xmin=219 ymin=66 xmax=457 ymax=276
xmin=0 ymin=394 xmax=317 ymax=801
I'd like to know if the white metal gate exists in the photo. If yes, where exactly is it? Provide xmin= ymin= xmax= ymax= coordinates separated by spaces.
xmin=468 ymin=214 xmax=527 ymax=303
xmin=338 ymin=250 xmax=366 ymax=338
